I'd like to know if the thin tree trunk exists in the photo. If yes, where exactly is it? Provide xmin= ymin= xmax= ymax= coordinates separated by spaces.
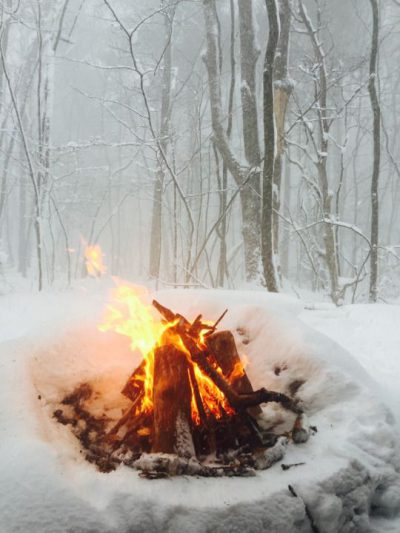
xmin=217 ymin=0 xmax=235 ymax=287
xmin=280 ymin=154 xmax=291 ymax=277
xmin=237 ymin=0 xmax=262 ymax=281
xmin=18 ymin=173 xmax=27 ymax=277
xmin=272 ymin=0 xmax=292 ymax=274
xmin=261 ymin=0 xmax=279 ymax=292
xmin=299 ymin=0 xmax=340 ymax=303
xmin=149 ymin=3 xmax=174 ymax=282
xmin=368 ymin=0 xmax=380 ymax=303
xmin=0 ymin=0 xmax=12 ymax=223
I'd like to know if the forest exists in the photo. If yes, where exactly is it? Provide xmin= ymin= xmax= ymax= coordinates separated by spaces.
xmin=0 ymin=0 xmax=398 ymax=304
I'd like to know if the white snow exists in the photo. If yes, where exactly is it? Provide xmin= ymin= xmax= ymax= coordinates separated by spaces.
xmin=300 ymin=303 xmax=400 ymax=429
xmin=1 ymin=283 xmax=400 ymax=532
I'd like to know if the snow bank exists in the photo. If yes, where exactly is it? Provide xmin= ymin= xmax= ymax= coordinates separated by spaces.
xmin=1 ymin=285 xmax=399 ymax=532
xmin=300 ymin=303 xmax=400 ymax=429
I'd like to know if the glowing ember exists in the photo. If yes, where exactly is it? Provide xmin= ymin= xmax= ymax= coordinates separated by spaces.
xmin=99 ymin=283 xmax=240 ymax=424
xmin=85 ymin=245 xmax=106 ymax=277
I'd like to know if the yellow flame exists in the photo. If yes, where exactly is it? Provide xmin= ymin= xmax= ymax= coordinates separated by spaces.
xmin=99 ymin=283 xmax=236 ymax=424
xmin=99 ymin=283 xmax=166 ymax=412
xmin=85 ymin=245 xmax=106 ymax=277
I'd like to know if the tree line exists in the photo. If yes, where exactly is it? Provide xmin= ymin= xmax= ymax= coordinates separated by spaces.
xmin=0 ymin=0 xmax=397 ymax=304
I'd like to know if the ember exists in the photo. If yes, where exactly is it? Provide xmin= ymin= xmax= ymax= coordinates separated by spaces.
xmin=54 ymin=286 xmax=309 ymax=477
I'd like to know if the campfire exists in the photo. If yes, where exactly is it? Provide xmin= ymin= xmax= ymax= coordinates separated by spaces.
xmin=54 ymin=285 xmax=310 ymax=478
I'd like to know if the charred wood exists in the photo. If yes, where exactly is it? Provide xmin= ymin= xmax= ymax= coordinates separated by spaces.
xmin=152 ymin=344 xmax=195 ymax=456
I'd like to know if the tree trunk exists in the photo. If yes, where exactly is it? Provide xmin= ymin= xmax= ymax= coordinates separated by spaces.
xmin=202 ymin=0 xmax=262 ymax=283
xmin=261 ymin=0 xmax=279 ymax=292
xmin=238 ymin=0 xmax=261 ymax=172
xmin=18 ymin=168 xmax=27 ymax=277
xmin=368 ymin=0 xmax=380 ymax=303
xmin=280 ymin=155 xmax=291 ymax=278
xmin=237 ymin=0 xmax=263 ymax=282
xmin=149 ymin=4 xmax=174 ymax=281
xmin=217 ymin=0 xmax=235 ymax=287
xmin=299 ymin=0 xmax=340 ymax=303
xmin=272 ymin=0 xmax=292 ymax=274
xmin=0 ymin=1 xmax=12 ymax=223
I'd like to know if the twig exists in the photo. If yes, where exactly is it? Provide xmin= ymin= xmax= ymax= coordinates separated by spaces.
xmin=281 ymin=462 xmax=305 ymax=471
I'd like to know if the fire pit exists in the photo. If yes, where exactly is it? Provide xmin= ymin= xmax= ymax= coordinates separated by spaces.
xmin=3 ymin=288 xmax=397 ymax=532
xmin=53 ymin=287 xmax=310 ymax=477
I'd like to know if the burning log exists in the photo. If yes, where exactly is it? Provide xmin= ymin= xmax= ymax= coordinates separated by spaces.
xmin=205 ymin=330 xmax=262 ymax=418
xmin=121 ymin=360 xmax=146 ymax=402
xmin=152 ymin=345 xmax=195 ymax=457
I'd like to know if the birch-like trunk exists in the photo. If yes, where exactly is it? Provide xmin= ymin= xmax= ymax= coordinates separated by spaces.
xmin=272 ymin=0 xmax=292 ymax=270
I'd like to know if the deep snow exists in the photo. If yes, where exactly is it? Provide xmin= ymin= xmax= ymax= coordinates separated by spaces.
xmin=1 ymin=282 xmax=400 ymax=532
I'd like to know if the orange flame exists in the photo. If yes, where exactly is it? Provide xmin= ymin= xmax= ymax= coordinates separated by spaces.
xmin=85 ymin=245 xmax=106 ymax=277
xmin=99 ymin=283 xmax=235 ymax=424
xmin=228 ymin=354 xmax=249 ymax=382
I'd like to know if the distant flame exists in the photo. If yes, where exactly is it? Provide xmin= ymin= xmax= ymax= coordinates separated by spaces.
xmin=99 ymin=283 xmax=237 ymax=424
xmin=85 ymin=245 xmax=106 ymax=277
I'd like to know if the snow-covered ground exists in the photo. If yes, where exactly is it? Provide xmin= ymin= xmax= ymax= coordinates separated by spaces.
xmin=300 ymin=303 xmax=400 ymax=429
xmin=300 ymin=302 xmax=400 ymax=532
xmin=1 ymin=282 xmax=400 ymax=532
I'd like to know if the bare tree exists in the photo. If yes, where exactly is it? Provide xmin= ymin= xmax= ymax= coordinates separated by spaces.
xmin=298 ymin=0 xmax=340 ymax=303
xmin=216 ymin=0 xmax=235 ymax=287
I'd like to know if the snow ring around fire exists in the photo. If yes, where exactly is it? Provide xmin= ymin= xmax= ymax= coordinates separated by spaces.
xmin=1 ymin=288 xmax=400 ymax=533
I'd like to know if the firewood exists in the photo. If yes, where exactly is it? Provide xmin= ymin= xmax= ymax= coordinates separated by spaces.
xmin=106 ymin=394 xmax=144 ymax=438
xmin=187 ymin=364 xmax=208 ymax=425
xmin=152 ymin=344 xmax=195 ymax=457
xmin=205 ymin=308 xmax=228 ymax=335
xmin=134 ymin=453 xmax=256 ymax=478
xmin=206 ymin=330 xmax=262 ymax=418
xmin=53 ymin=300 xmax=310 ymax=477
xmin=178 ymin=327 xmax=302 ymax=415
xmin=152 ymin=300 xmax=302 ymax=416
xmin=291 ymin=414 xmax=311 ymax=444
xmin=121 ymin=360 xmax=146 ymax=402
